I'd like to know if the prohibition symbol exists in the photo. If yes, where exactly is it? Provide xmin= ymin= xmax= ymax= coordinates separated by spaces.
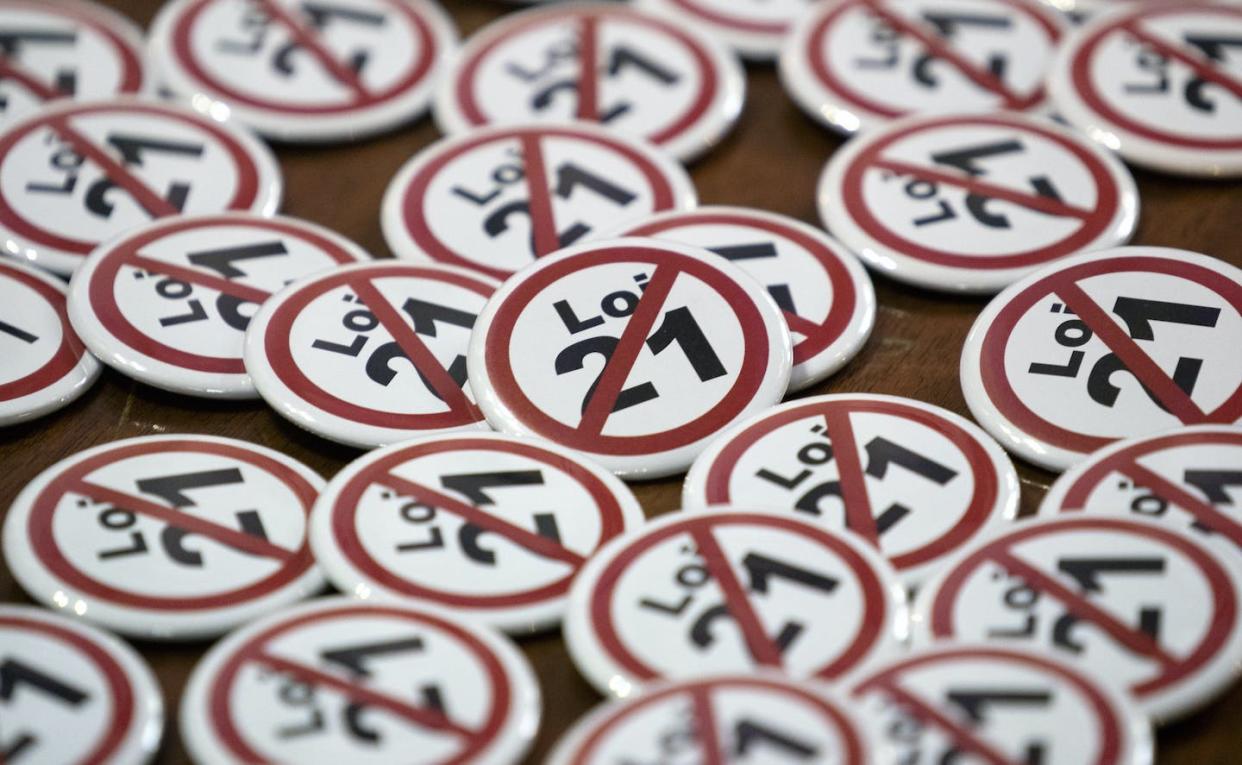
xmin=1 ymin=434 xmax=325 ymax=640
xmin=151 ymin=0 xmax=457 ymax=142
xmin=912 ymin=516 xmax=1242 ymax=722
xmin=0 ymin=96 xmax=282 ymax=275
xmin=780 ymin=0 xmax=1065 ymax=134
xmin=961 ymin=247 xmax=1242 ymax=472
xmin=467 ymin=238 xmax=792 ymax=479
xmin=636 ymin=0 xmax=812 ymax=60
xmin=563 ymin=509 xmax=907 ymax=697
xmin=433 ymin=4 xmax=745 ymax=162
xmin=818 ymin=111 xmax=1139 ymax=293
xmin=683 ymin=394 xmax=1020 ymax=588
xmin=246 ymin=261 xmax=499 ymax=449
xmin=1040 ymin=425 xmax=1242 ymax=550
xmin=179 ymin=598 xmax=541 ymax=765
xmin=381 ymin=122 xmax=696 ymax=281
xmin=310 ymin=432 xmax=645 ymax=633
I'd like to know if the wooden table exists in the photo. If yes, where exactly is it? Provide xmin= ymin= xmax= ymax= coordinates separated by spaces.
xmin=2 ymin=1 xmax=1239 ymax=761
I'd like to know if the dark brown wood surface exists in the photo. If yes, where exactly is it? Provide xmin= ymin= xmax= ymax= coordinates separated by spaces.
xmin=1 ymin=1 xmax=1239 ymax=762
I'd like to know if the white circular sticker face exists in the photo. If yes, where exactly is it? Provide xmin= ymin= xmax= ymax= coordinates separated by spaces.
xmin=564 ymin=508 xmax=908 ymax=697
xmin=616 ymin=206 xmax=876 ymax=391
xmin=432 ymin=4 xmax=746 ymax=162
xmin=68 ymin=213 xmax=370 ymax=399
xmin=2 ymin=434 xmax=325 ymax=640
xmin=1048 ymin=2 xmax=1242 ymax=177
xmin=310 ymin=432 xmax=645 ymax=634
xmin=911 ymin=515 xmax=1242 ymax=722
xmin=0 ymin=0 xmax=148 ymax=130
xmin=0 ymin=605 xmax=164 ymax=765
xmin=547 ymin=673 xmax=876 ymax=765
xmin=245 ymin=261 xmax=499 ymax=449
xmin=683 ymin=394 xmax=1021 ymax=589
xmin=780 ymin=0 xmax=1066 ymax=134
xmin=818 ymin=111 xmax=1139 ymax=294
xmin=0 ymin=257 xmax=100 ymax=425
xmin=1039 ymin=425 xmax=1242 ymax=551
xmin=961 ymin=247 xmax=1242 ymax=473
xmin=381 ymin=121 xmax=697 ymax=281
xmin=0 ymin=96 xmax=282 ymax=276
xmin=636 ymin=0 xmax=813 ymax=60
xmin=467 ymin=238 xmax=793 ymax=479
xmin=180 ymin=597 xmax=541 ymax=765
xmin=150 ymin=0 xmax=457 ymax=143
xmin=850 ymin=643 xmax=1154 ymax=765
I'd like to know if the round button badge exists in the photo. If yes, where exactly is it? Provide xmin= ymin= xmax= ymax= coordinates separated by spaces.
xmin=960 ymin=247 xmax=1242 ymax=472
xmin=0 ymin=96 xmax=282 ymax=276
xmin=850 ymin=643 xmax=1154 ymax=764
xmin=547 ymin=673 xmax=877 ymax=764
xmin=0 ymin=257 xmax=100 ymax=426
xmin=245 ymin=261 xmax=500 ymax=449
xmin=636 ymin=0 xmax=811 ymax=60
xmin=1039 ymin=425 xmax=1242 ymax=550
xmin=780 ymin=0 xmax=1067 ymax=134
xmin=2 ymin=434 xmax=325 ymax=640
xmin=564 ymin=508 xmax=908 ymax=697
xmin=817 ymin=111 xmax=1139 ymax=293
xmin=180 ymin=597 xmax=541 ymax=765
xmin=683 ymin=394 xmax=1021 ymax=589
xmin=432 ymin=3 xmax=746 ymax=162
xmin=310 ymin=432 xmax=645 ymax=634
xmin=911 ymin=515 xmax=1242 ymax=722
xmin=0 ymin=604 xmax=164 ymax=765
xmin=150 ymin=0 xmax=457 ymax=143
xmin=467 ymin=237 xmax=793 ymax=479
xmin=68 ymin=213 xmax=371 ymax=399
xmin=1048 ymin=2 xmax=1242 ymax=177
xmin=381 ymin=121 xmax=697 ymax=281
xmin=615 ymin=206 xmax=876 ymax=391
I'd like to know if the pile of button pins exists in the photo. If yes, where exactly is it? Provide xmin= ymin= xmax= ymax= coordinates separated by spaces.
xmin=0 ymin=0 xmax=1238 ymax=762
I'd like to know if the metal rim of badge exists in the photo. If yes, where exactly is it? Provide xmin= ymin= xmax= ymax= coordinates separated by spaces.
xmin=0 ymin=95 xmax=283 ymax=276
xmin=179 ymin=596 xmax=542 ymax=765
xmin=817 ymin=111 xmax=1140 ymax=294
xmin=1037 ymin=424 xmax=1242 ymax=550
xmin=563 ymin=507 xmax=909 ymax=697
xmin=682 ymin=393 xmax=1021 ymax=589
xmin=0 ymin=258 xmax=101 ymax=426
xmin=431 ymin=3 xmax=747 ymax=163
xmin=1046 ymin=2 xmax=1242 ymax=178
xmin=149 ymin=0 xmax=458 ymax=143
xmin=380 ymin=120 xmax=698 ymax=282
xmin=634 ymin=0 xmax=806 ymax=60
xmin=779 ymin=0 xmax=1067 ymax=135
xmin=849 ymin=642 xmax=1154 ymax=764
xmin=466 ymin=237 xmax=793 ymax=479
xmin=244 ymin=260 xmax=501 ymax=449
xmin=309 ymin=431 xmax=646 ymax=634
xmin=614 ymin=205 xmax=876 ymax=391
xmin=909 ymin=514 xmax=1242 ymax=723
xmin=0 ymin=604 xmax=165 ymax=764
xmin=1 ymin=434 xmax=325 ymax=640
xmin=959 ymin=246 xmax=1242 ymax=473
xmin=67 ymin=212 xmax=371 ymax=400
xmin=545 ymin=672 xmax=877 ymax=764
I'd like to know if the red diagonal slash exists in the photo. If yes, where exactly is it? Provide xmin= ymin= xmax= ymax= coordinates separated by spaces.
xmin=578 ymin=265 xmax=679 ymax=436
xmin=860 ymin=0 xmax=1036 ymax=110
xmin=255 ymin=0 xmax=372 ymax=103
xmin=127 ymin=254 xmax=273 ymax=305
xmin=783 ymin=310 xmax=827 ymax=338
xmin=48 ymin=116 xmax=180 ymax=219
xmin=351 ymin=280 xmax=481 ymax=421
xmin=820 ymin=408 xmax=880 ymax=545
xmin=253 ymin=651 xmax=476 ymax=739
xmin=1119 ymin=461 xmax=1242 ymax=548
xmin=0 ymin=57 xmax=62 ymax=101
xmin=1055 ymin=281 xmax=1208 ymax=423
xmin=870 ymin=680 xmax=1015 ymax=765
xmin=379 ymin=472 xmax=585 ymax=566
xmin=690 ymin=686 xmax=726 ymax=765
xmin=990 ymin=548 xmax=1180 ymax=668
xmin=1121 ymin=21 xmax=1242 ymax=103
xmin=69 ymin=479 xmax=295 ymax=561
xmin=871 ymin=158 xmax=1097 ymax=220
xmin=577 ymin=15 xmax=600 ymax=121
xmin=519 ymin=134 xmax=562 ymax=257
xmin=691 ymin=526 xmax=784 ymax=668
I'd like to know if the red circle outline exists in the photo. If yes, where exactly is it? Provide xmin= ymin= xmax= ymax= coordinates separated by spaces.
xmin=0 ymin=260 xmax=89 ymax=401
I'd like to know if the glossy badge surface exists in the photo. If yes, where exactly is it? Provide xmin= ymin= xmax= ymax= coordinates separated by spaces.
xmin=636 ymin=0 xmax=810 ymax=60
